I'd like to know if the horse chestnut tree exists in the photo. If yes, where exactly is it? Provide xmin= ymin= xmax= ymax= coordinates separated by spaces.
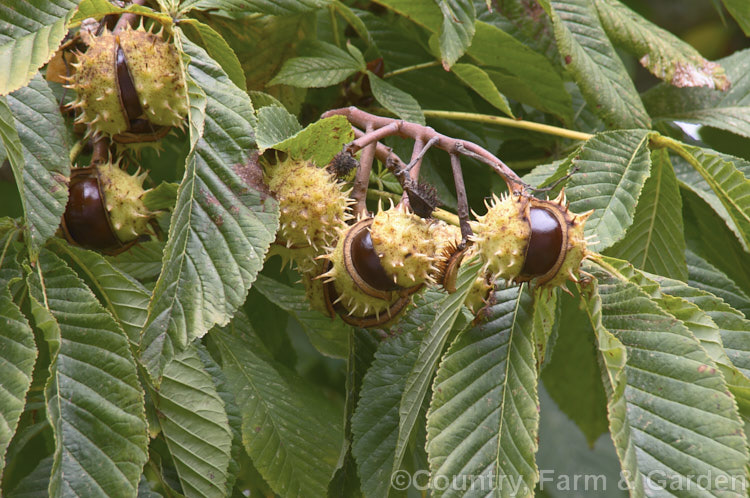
xmin=1 ymin=1 xmax=749 ymax=497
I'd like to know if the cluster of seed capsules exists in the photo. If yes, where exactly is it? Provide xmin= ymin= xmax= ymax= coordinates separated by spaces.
xmin=265 ymin=152 xmax=592 ymax=328
xmin=59 ymin=20 xmax=188 ymax=253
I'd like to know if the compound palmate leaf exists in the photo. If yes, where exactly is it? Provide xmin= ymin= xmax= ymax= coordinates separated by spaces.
xmin=26 ymin=250 xmax=148 ymax=498
xmin=213 ymin=314 xmax=343 ymax=497
xmin=565 ymin=129 xmax=652 ymax=252
xmin=586 ymin=264 xmax=749 ymax=497
xmin=0 ymin=0 xmax=79 ymax=95
xmin=154 ymin=345 xmax=233 ymax=498
xmin=139 ymin=38 xmax=279 ymax=381
xmin=427 ymin=285 xmax=539 ymax=498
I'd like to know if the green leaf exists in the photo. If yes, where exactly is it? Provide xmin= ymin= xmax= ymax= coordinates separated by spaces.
xmin=722 ymin=0 xmax=750 ymax=37
xmin=253 ymin=274 xmax=349 ymax=359
xmin=565 ymin=130 xmax=652 ymax=252
xmin=368 ymin=71 xmax=425 ymax=125
xmin=394 ymin=260 xmax=481 ymax=478
xmin=541 ymin=290 xmax=608 ymax=446
xmin=7 ymin=455 xmax=53 ymax=498
xmin=105 ymin=240 xmax=164 ymax=282
xmin=686 ymin=249 xmax=750 ymax=318
xmin=52 ymin=242 xmax=150 ymax=346
xmin=595 ymin=0 xmax=728 ymax=90
xmin=182 ymin=19 xmax=247 ymax=91
xmin=467 ymin=22 xmax=572 ymax=124
xmin=195 ymin=345 xmax=244 ymax=496
xmin=0 ymin=0 xmax=78 ymax=95
xmin=1 ymin=74 xmax=69 ymax=258
xmin=427 ymin=285 xmax=539 ymax=497
xmin=333 ymin=1 xmax=374 ymax=48
xmin=679 ymin=144 xmax=750 ymax=251
xmin=435 ymin=0 xmax=475 ymax=70
xmin=607 ymin=148 xmax=686 ymax=280
xmin=255 ymin=105 xmax=303 ymax=152
xmin=269 ymin=41 xmax=363 ymax=88
xmin=213 ymin=314 xmax=343 ymax=497
xmin=155 ymin=345 xmax=233 ymax=498
xmin=0 ymin=265 xmax=36 ymax=481
xmin=644 ymin=49 xmax=750 ymax=139
xmin=587 ymin=263 xmax=749 ymax=496
xmin=541 ymin=0 xmax=650 ymax=129
xmin=139 ymin=37 xmax=279 ymax=381
xmin=350 ymin=291 xmax=443 ymax=498
xmin=179 ymin=0 xmax=330 ymax=17
xmin=26 ymin=250 xmax=148 ymax=498
xmin=70 ymin=0 xmax=171 ymax=26
xmin=451 ymin=63 xmax=513 ymax=117
xmin=269 ymin=115 xmax=355 ymax=167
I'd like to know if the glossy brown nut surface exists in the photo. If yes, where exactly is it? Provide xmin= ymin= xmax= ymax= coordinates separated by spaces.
xmin=115 ymin=40 xmax=143 ymax=122
xmin=521 ymin=207 xmax=563 ymax=277
xmin=351 ymin=226 xmax=401 ymax=292
xmin=63 ymin=172 xmax=121 ymax=250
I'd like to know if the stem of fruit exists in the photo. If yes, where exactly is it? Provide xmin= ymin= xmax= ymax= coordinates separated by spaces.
xmin=113 ymin=0 xmax=147 ymax=34
xmin=422 ymin=110 xmax=595 ymax=142
xmin=91 ymin=138 xmax=109 ymax=165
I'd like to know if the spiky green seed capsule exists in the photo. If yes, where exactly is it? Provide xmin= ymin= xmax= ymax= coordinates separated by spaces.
xmin=266 ymin=158 xmax=352 ymax=261
xmin=117 ymin=24 xmax=188 ymax=128
xmin=69 ymin=31 xmax=127 ymax=135
xmin=370 ymin=205 xmax=437 ymax=288
xmin=469 ymin=193 xmax=529 ymax=282
xmin=97 ymin=162 xmax=154 ymax=243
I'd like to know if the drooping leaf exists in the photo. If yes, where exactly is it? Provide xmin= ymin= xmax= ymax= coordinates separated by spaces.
xmin=155 ymin=345 xmax=233 ymax=498
xmin=393 ymin=260 xmax=482 ymax=478
xmin=595 ymin=0 xmax=728 ymax=90
xmin=644 ymin=49 xmax=750 ymax=139
xmin=213 ymin=314 xmax=343 ymax=497
xmin=435 ymin=0 xmax=475 ymax=70
xmin=268 ymin=114 xmax=355 ymax=167
xmin=686 ymin=249 xmax=750 ymax=318
xmin=178 ymin=0 xmax=330 ymax=17
xmin=351 ymin=291 xmax=444 ymax=498
xmin=181 ymin=18 xmax=247 ymax=90
xmin=0 ymin=0 xmax=79 ymax=95
xmin=678 ymin=144 xmax=750 ymax=251
xmin=255 ymin=105 xmax=302 ymax=152
xmin=427 ymin=285 xmax=539 ymax=497
xmin=253 ymin=274 xmax=349 ymax=359
xmin=269 ymin=41 xmax=364 ymax=88
xmin=0 ymin=74 xmax=69 ymax=258
xmin=586 ymin=262 xmax=749 ymax=496
xmin=52 ymin=241 xmax=150 ymax=345
xmin=368 ymin=71 xmax=425 ymax=125
xmin=26 ymin=250 xmax=148 ymax=498
xmin=540 ymin=0 xmax=650 ymax=129
xmin=541 ymin=290 xmax=608 ymax=446
xmin=607 ymin=148 xmax=686 ymax=280
xmin=0 ymin=262 xmax=36 ymax=481
xmin=467 ymin=21 xmax=573 ymax=124
xmin=721 ymin=0 xmax=750 ymax=37
xmin=451 ymin=63 xmax=513 ymax=117
xmin=565 ymin=130 xmax=652 ymax=252
xmin=139 ymin=37 xmax=278 ymax=381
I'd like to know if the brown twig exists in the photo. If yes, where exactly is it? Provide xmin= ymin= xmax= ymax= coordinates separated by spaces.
xmin=322 ymin=106 xmax=527 ymax=193
xmin=449 ymin=153 xmax=472 ymax=244
xmin=351 ymin=123 xmax=376 ymax=216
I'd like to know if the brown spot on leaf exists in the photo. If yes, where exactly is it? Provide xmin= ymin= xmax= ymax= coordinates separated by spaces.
xmin=564 ymin=55 xmax=572 ymax=65
xmin=234 ymin=152 xmax=272 ymax=201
